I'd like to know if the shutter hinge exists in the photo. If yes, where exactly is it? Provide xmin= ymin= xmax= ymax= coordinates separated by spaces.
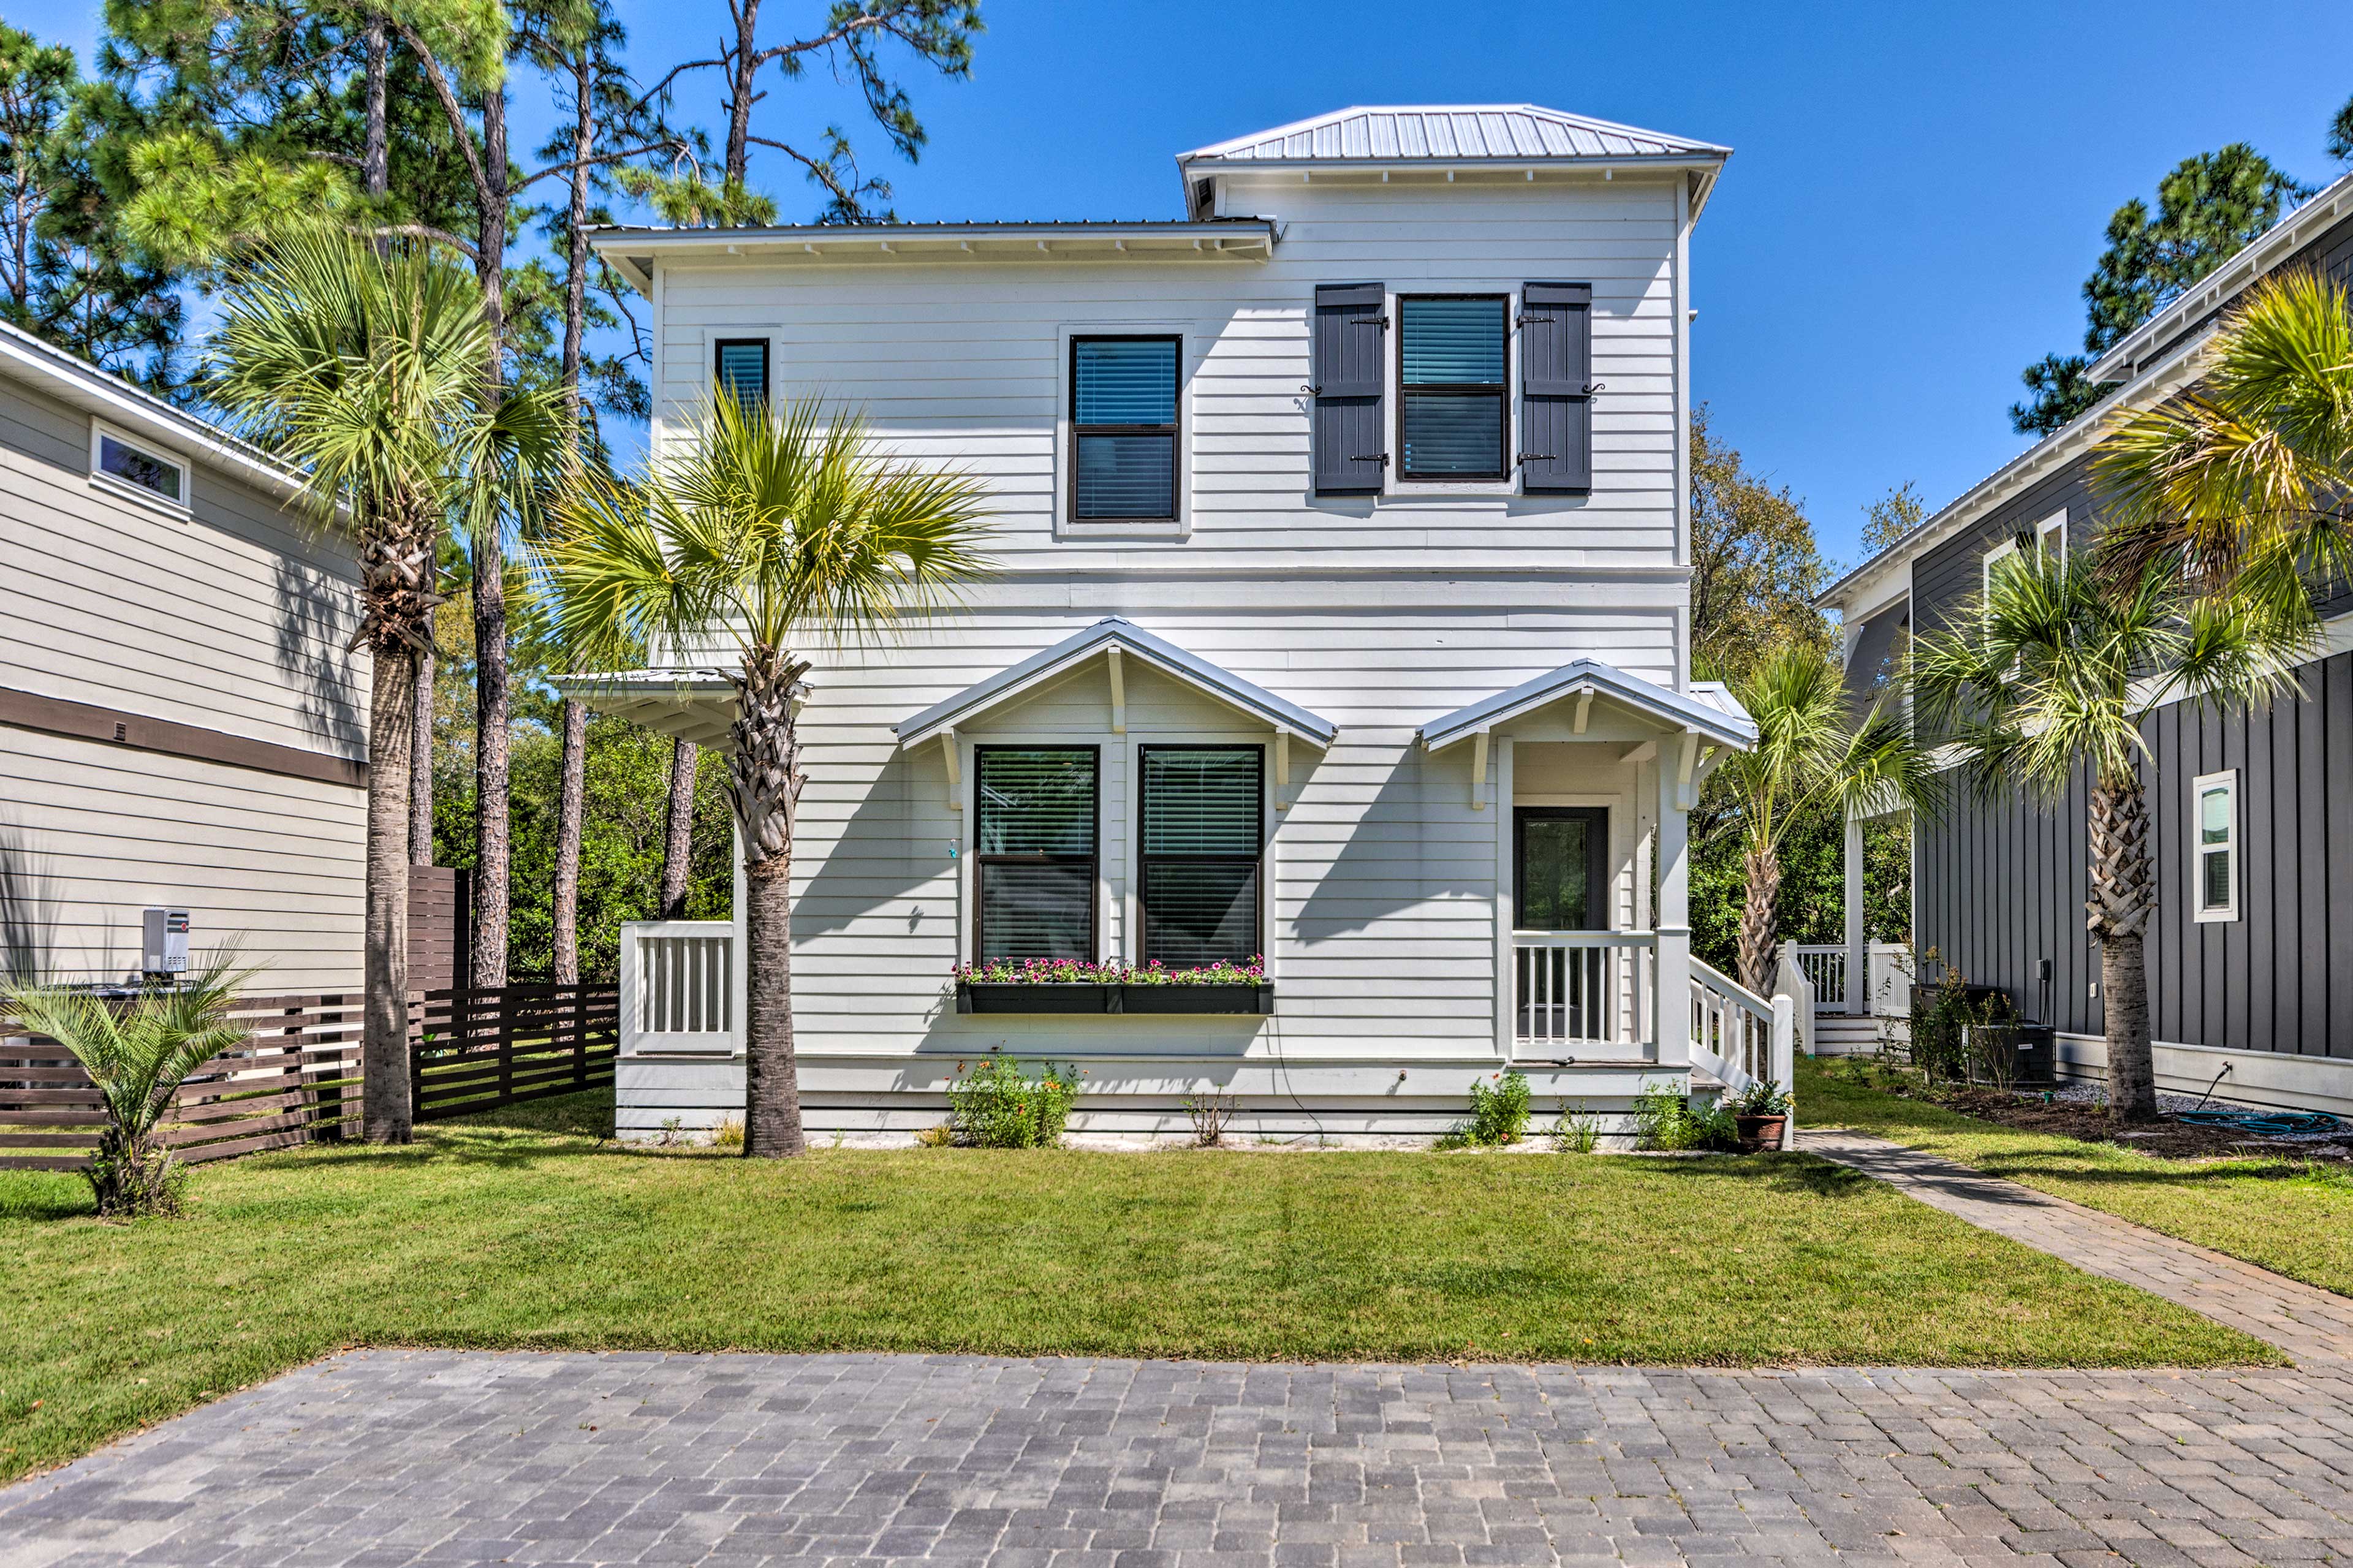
xmin=1515 ymin=312 xmax=1553 ymax=327
xmin=1349 ymin=314 xmax=1389 ymax=328
xmin=1349 ymin=452 xmax=1390 ymax=466
xmin=1516 ymin=453 xmax=1556 ymax=464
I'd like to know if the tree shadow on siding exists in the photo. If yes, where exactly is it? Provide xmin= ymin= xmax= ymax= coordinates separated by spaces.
xmin=1293 ymin=741 xmax=1488 ymax=944
xmin=0 ymin=821 xmax=59 ymax=983
xmin=273 ymin=555 xmax=365 ymax=757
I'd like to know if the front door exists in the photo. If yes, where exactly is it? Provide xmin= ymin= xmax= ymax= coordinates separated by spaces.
xmin=1514 ymin=807 xmax=1608 ymax=930
xmin=1514 ymin=807 xmax=1610 ymax=1045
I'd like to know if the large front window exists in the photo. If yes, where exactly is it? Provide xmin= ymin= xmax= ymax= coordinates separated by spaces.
xmin=1399 ymin=295 xmax=1507 ymax=479
xmin=1139 ymin=746 xmax=1262 ymax=966
xmin=975 ymin=748 xmax=1099 ymax=960
xmin=1071 ymin=336 xmax=1180 ymax=521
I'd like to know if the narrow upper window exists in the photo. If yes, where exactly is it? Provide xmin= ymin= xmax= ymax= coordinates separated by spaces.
xmin=1398 ymin=295 xmax=1507 ymax=480
xmin=2036 ymin=509 xmax=2066 ymax=561
xmin=2192 ymin=770 xmax=2238 ymax=923
xmin=1070 ymin=336 xmax=1179 ymax=521
xmin=974 ymin=747 xmax=1099 ymax=960
xmin=1139 ymin=746 xmax=1262 ymax=967
xmin=714 ymin=338 xmax=769 ymax=418
xmin=90 ymin=423 xmax=186 ymax=508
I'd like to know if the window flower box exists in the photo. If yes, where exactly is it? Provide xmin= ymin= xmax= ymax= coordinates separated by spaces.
xmin=953 ymin=958 xmax=1270 ymax=1017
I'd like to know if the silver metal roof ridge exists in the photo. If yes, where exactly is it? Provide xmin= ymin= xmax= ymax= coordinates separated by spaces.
xmin=1419 ymin=659 xmax=1757 ymax=754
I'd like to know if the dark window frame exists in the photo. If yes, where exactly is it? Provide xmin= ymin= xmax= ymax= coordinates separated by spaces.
xmin=713 ymin=337 xmax=770 ymax=415
xmin=1137 ymin=743 xmax=1265 ymax=967
xmin=971 ymin=744 xmax=1101 ymax=963
xmin=1068 ymin=333 xmax=1182 ymax=523
xmin=1396 ymin=293 xmax=1510 ymax=482
xmin=1513 ymin=806 xmax=1610 ymax=931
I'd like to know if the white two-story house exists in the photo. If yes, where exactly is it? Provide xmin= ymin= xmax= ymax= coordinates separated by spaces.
xmin=577 ymin=105 xmax=1776 ymax=1140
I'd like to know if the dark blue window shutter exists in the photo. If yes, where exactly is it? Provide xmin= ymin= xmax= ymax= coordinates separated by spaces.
xmin=1519 ymin=282 xmax=1591 ymax=492
xmin=1313 ymin=282 xmax=1385 ymax=493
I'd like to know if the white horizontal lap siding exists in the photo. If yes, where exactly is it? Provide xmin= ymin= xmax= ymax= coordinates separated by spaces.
xmin=650 ymin=180 xmax=1681 ymax=573
xmin=776 ymin=607 xmax=1673 ymax=1059
xmin=0 ymin=378 xmax=367 ymax=760
xmin=0 ymin=726 xmax=365 ymax=993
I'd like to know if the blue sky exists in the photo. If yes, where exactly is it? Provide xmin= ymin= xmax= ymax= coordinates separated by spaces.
xmin=21 ymin=0 xmax=2353 ymax=571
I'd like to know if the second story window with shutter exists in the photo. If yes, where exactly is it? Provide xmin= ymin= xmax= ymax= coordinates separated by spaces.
xmin=1398 ymin=295 xmax=1507 ymax=480
xmin=714 ymin=338 xmax=769 ymax=417
xmin=1070 ymin=336 xmax=1180 ymax=521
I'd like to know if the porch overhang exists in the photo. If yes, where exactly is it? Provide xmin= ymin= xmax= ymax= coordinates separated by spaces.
xmin=552 ymin=667 xmax=748 ymax=749
xmin=1418 ymin=660 xmax=1756 ymax=753
xmin=893 ymin=618 xmax=1338 ymax=751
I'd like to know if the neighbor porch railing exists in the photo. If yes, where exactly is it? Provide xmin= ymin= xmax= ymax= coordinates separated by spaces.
xmin=1512 ymin=931 xmax=1654 ymax=1051
xmin=1791 ymin=944 xmax=1849 ymax=1012
xmin=618 ymin=920 xmax=739 ymax=1056
xmin=1866 ymin=941 xmax=1915 ymax=1018
xmin=1689 ymin=958 xmax=1796 ymax=1148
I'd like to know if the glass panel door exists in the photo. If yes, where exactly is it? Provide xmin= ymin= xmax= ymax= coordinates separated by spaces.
xmin=1515 ymin=808 xmax=1607 ymax=931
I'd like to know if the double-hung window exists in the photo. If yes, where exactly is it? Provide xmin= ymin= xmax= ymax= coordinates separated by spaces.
xmin=1070 ymin=336 xmax=1180 ymax=521
xmin=1138 ymin=746 xmax=1263 ymax=967
xmin=2192 ymin=770 xmax=2238 ymax=923
xmin=714 ymin=338 xmax=769 ymax=418
xmin=974 ymin=748 xmax=1099 ymax=960
xmin=1398 ymin=295 xmax=1507 ymax=480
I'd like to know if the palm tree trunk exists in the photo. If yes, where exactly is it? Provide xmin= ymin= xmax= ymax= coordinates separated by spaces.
xmin=659 ymin=737 xmax=696 ymax=918
xmin=2086 ymin=766 xmax=2159 ymax=1123
xmin=468 ymin=72 xmax=512 ymax=991
xmin=363 ymin=638 xmax=416 ymax=1145
xmin=1737 ymin=838 xmax=1781 ymax=994
xmin=551 ymin=699 xmax=587 ymax=985
xmin=733 ymin=648 xmax=807 ymax=1157
xmin=408 ymin=644 xmax=433 ymax=863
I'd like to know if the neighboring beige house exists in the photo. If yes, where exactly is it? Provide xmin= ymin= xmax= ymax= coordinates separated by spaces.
xmin=0 ymin=322 xmax=368 ymax=995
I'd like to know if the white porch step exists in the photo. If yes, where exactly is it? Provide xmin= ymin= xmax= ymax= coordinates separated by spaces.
xmin=1810 ymin=1014 xmax=1890 ymax=1056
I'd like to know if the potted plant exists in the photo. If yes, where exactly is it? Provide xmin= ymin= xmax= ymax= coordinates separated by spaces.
xmin=1727 ymin=1078 xmax=1792 ymax=1153
xmin=1116 ymin=956 xmax=1271 ymax=1015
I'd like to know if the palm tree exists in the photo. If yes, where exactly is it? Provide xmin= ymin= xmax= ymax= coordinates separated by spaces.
xmin=1713 ymin=642 xmax=1934 ymax=993
xmin=3 ymin=960 xmax=252 ymax=1216
xmin=544 ymin=392 xmax=990 ymax=1156
xmin=208 ymin=232 xmax=569 ymax=1142
xmin=1910 ymin=545 xmax=2310 ymax=1123
xmin=2094 ymin=268 xmax=2353 ymax=614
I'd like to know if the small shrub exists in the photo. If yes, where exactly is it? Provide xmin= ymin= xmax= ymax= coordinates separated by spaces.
xmin=1453 ymin=1069 xmax=1531 ymax=1148
xmin=710 ymin=1116 xmax=745 ymax=1152
xmin=1552 ymin=1100 xmax=1602 ymax=1154
xmin=947 ymin=1057 xmax=1081 ymax=1148
xmin=1632 ymin=1080 xmax=1741 ymax=1152
xmin=1184 ymin=1089 xmax=1238 ymax=1148
xmin=656 ymin=1116 xmax=685 ymax=1147
xmin=1691 ymin=1100 xmax=1741 ymax=1151
xmin=914 ymin=1122 xmax=955 ymax=1148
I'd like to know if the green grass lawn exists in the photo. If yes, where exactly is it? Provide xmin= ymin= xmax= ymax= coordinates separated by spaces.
xmin=0 ymin=1089 xmax=2276 ymax=1482
xmin=1800 ymin=1055 xmax=2353 ymax=1298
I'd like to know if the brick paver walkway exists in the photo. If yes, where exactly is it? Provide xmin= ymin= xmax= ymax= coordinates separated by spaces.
xmin=4 ymin=1350 xmax=2352 ymax=1568
xmin=1802 ymin=1130 xmax=2353 ymax=1368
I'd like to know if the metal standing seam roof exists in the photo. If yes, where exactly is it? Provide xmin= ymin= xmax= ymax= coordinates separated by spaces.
xmin=893 ymin=618 xmax=1338 ymax=750
xmin=1419 ymin=660 xmax=1757 ymax=753
xmin=1178 ymin=105 xmax=1729 ymax=164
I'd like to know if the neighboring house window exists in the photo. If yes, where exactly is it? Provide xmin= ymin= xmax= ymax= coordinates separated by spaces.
xmin=1070 ymin=336 xmax=1180 ymax=521
xmin=1398 ymin=295 xmax=1507 ymax=480
xmin=1138 ymin=745 xmax=1263 ymax=967
xmin=714 ymin=338 xmax=769 ymax=417
xmin=2036 ymin=509 xmax=2066 ymax=561
xmin=974 ymin=747 xmax=1098 ymax=960
xmin=2192 ymin=770 xmax=2238 ymax=923
xmin=89 ymin=423 xmax=186 ymax=508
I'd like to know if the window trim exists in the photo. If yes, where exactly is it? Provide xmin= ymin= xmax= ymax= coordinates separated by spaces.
xmin=1067 ymin=333 xmax=1183 ymax=527
xmin=1395 ymin=293 xmax=1510 ymax=483
xmin=712 ymin=337 xmax=770 ymax=417
xmin=88 ymin=419 xmax=190 ymax=516
xmin=971 ymin=744 xmax=1101 ymax=963
xmin=2036 ymin=509 xmax=2067 ymax=562
xmin=2191 ymin=768 xmax=2238 ymax=925
xmin=1135 ymin=743 xmax=1265 ymax=968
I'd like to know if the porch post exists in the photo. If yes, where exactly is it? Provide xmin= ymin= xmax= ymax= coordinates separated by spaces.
xmin=1843 ymin=814 xmax=1866 ymax=1016
xmin=1654 ymin=740 xmax=1691 ymax=1070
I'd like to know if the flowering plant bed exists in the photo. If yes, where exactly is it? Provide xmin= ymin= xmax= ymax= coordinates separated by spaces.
xmin=953 ymin=957 xmax=1271 ymax=1015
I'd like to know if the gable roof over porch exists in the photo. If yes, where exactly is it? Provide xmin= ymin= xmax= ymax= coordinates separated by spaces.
xmin=893 ymin=618 xmax=1338 ymax=750
xmin=1418 ymin=659 xmax=1755 ymax=752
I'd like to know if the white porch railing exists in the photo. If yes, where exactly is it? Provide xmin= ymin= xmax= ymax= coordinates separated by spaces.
xmin=1690 ymin=957 xmax=1796 ymax=1148
xmin=1512 ymin=931 xmax=1653 ymax=1050
xmin=618 ymin=920 xmax=738 ymax=1056
xmin=1775 ymin=945 xmax=1816 ymax=1059
xmin=1791 ymin=945 xmax=1849 ymax=1012
xmin=1867 ymin=941 xmax=1915 ymax=1018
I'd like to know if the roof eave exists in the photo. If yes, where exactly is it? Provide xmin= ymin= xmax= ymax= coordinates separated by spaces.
xmin=1419 ymin=661 xmax=1756 ymax=754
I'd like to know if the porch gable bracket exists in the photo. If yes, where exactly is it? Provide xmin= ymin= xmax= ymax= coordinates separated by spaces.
xmin=893 ymin=617 xmax=1338 ymax=751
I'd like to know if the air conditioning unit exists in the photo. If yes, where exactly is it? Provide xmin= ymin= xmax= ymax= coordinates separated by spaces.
xmin=142 ymin=907 xmax=191 ymax=976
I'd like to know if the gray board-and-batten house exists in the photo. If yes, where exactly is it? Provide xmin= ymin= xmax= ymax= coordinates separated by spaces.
xmin=1819 ymin=170 xmax=2353 ymax=1117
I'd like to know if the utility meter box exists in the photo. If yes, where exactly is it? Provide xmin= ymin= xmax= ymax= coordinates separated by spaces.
xmin=141 ymin=907 xmax=191 ymax=976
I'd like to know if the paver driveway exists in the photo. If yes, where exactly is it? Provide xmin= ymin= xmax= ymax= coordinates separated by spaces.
xmin=3 ymin=1349 xmax=2351 ymax=1568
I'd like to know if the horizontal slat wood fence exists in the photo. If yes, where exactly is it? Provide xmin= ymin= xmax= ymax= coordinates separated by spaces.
xmin=0 ymin=983 xmax=615 ymax=1172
